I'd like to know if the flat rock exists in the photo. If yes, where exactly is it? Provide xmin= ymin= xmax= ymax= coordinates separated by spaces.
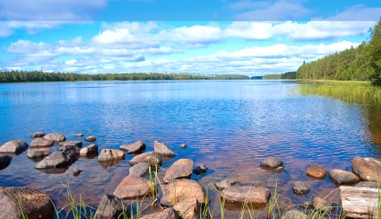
xmin=352 ymin=156 xmax=381 ymax=181
xmin=113 ymin=175 xmax=150 ymax=199
xmin=129 ymin=151 xmax=162 ymax=166
xmin=85 ymin=136 xmax=96 ymax=142
xmin=161 ymin=179 xmax=205 ymax=207
xmin=44 ymin=133 xmax=66 ymax=142
xmin=163 ymin=159 xmax=193 ymax=183
xmin=313 ymin=197 xmax=333 ymax=212
xmin=120 ymin=140 xmax=146 ymax=154
xmin=329 ymin=169 xmax=360 ymax=185
xmin=80 ymin=144 xmax=99 ymax=157
xmin=60 ymin=141 xmax=83 ymax=148
xmin=0 ymin=140 xmax=28 ymax=154
xmin=281 ymin=210 xmax=307 ymax=219
xmin=140 ymin=207 xmax=178 ymax=219
xmin=260 ymin=157 xmax=283 ymax=169
xmin=128 ymin=162 xmax=149 ymax=177
xmin=0 ymin=155 xmax=12 ymax=169
xmin=215 ymin=178 xmax=237 ymax=190
xmin=98 ymin=149 xmax=125 ymax=162
xmin=0 ymin=186 xmax=54 ymax=219
xmin=293 ymin=181 xmax=309 ymax=195
xmin=306 ymin=164 xmax=326 ymax=179
xmin=73 ymin=133 xmax=84 ymax=137
xmin=220 ymin=186 xmax=270 ymax=206
xmin=35 ymin=149 xmax=77 ymax=169
xmin=30 ymin=132 xmax=45 ymax=138
xmin=94 ymin=194 xmax=126 ymax=219
xmin=154 ymin=140 xmax=176 ymax=157
xmin=340 ymin=186 xmax=379 ymax=218
xmin=27 ymin=148 xmax=51 ymax=159
xmin=30 ymin=138 xmax=54 ymax=148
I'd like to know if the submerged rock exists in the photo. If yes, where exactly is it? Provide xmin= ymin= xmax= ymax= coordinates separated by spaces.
xmin=352 ymin=156 xmax=381 ymax=181
xmin=0 ymin=186 xmax=54 ymax=219
xmin=73 ymin=167 xmax=82 ymax=176
xmin=163 ymin=159 xmax=193 ymax=183
xmin=80 ymin=144 xmax=98 ymax=157
xmin=193 ymin=163 xmax=208 ymax=175
xmin=98 ymin=149 xmax=125 ymax=162
xmin=85 ymin=136 xmax=96 ymax=142
xmin=220 ymin=186 xmax=270 ymax=206
xmin=0 ymin=140 xmax=28 ymax=154
xmin=329 ymin=169 xmax=360 ymax=185
xmin=140 ymin=207 xmax=178 ymax=219
xmin=215 ymin=178 xmax=237 ymax=190
xmin=293 ymin=181 xmax=309 ymax=195
xmin=94 ymin=194 xmax=126 ymax=219
xmin=0 ymin=155 xmax=12 ymax=169
xmin=260 ymin=157 xmax=283 ymax=169
xmin=281 ymin=210 xmax=307 ymax=219
xmin=306 ymin=164 xmax=326 ymax=179
xmin=27 ymin=148 xmax=51 ymax=159
xmin=30 ymin=132 xmax=45 ymax=138
xmin=60 ymin=141 xmax=83 ymax=148
xmin=180 ymin=144 xmax=187 ymax=149
xmin=313 ymin=197 xmax=333 ymax=212
xmin=129 ymin=151 xmax=162 ymax=166
xmin=44 ymin=133 xmax=66 ymax=142
xmin=73 ymin=133 xmax=84 ymax=137
xmin=154 ymin=140 xmax=176 ymax=157
xmin=128 ymin=162 xmax=149 ymax=177
xmin=120 ymin=140 xmax=146 ymax=154
xmin=113 ymin=175 xmax=150 ymax=199
xmin=30 ymin=138 xmax=54 ymax=148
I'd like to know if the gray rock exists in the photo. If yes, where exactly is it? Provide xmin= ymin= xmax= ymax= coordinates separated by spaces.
xmin=80 ymin=144 xmax=98 ymax=157
xmin=154 ymin=140 xmax=176 ymax=157
xmin=260 ymin=157 xmax=283 ymax=169
xmin=0 ymin=155 xmax=12 ymax=169
xmin=180 ymin=144 xmax=187 ymax=149
xmin=35 ymin=146 xmax=78 ymax=169
xmin=85 ymin=136 xmax=96 ymax=142
xmin=120 ymin=140 xmax=146 ymax=154
xmin=293 ymin=181 xmax=309 ymax=195
xmin=220 ymin=186 xmax=270 ymax=206
xmin=60 ymin=141 xmax=83 ymax=148
xmin=140 ymin=208 xmax=178 ymax=219
xmin=0 ymin=140 xmax=28 ymax=154
xmin=30 ymin=138 xmax=55 ymax=148
xmin=98 ymin=149 xmax=125 ymax=162
xmin=281 ymin=210 xmax=307 ymax=219
xmin=94 ymin=194 xmax=126 ymax=219
xmin=329 ymin=169 xmax=360 ymax=185
xmin=44 ymin=133 xmax=66 ymax=142
xmin=355 ymin=181 xmax=379 ymax=188
xmin=27 ymin=148 xmax=51 ymax=159
xmin=193 ymin=163 xmax=208 ymax=175
xmin=129 ymin=151 xmax=162 ymax=166
xmin=73 ymin=167 xmax=82 ymax=176
xmin=57 ymin=144 xmax=80 ymax=155
xmin=30 ymin=132 xmax=45 ymax=138
xmin=129 ymin=162 xmax=149 ymax=177
xmin=352 ymin=156 xmax=381 ymax=181
xmin=163 ymin=159 xmax=193 ymax=183
xmin=73 ymin=133 xmax=84 ymax=137
xmin=215 ymin=178 xmax=237 ymax=190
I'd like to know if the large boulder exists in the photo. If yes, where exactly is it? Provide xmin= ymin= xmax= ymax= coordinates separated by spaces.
xmin=98 ymin=149 xmax=125 ymax=162
xmin=80 ymin=144 xmax=99 ymax=157
xmin=60 ymin=141 xmax=83 ymax=148
xmin=281 ymin=210 xmax=307 ymax=219
xmin=329 ymin=169 xmax=360 ymax=185
xmin=30 ymin=132 xmax=45 ymax=138
xmin=113 ymin=175 xmax=150 ymax=199
xmin=260 ymin=157 xmax=283 ymax=169
xmin=94 ymin=194 xmax=126 ymax=219
xmin=30 ymin=138 xmax=54 ymax=148
xmin=154 ymin=140 xmax=176 ymax=157
xmin=306 ymin=164 xmax=326 ymax=179
xmin=120 ymin=140 xmax=146 ymax=154
xmin=27 ymin=148 xmax=51 ymax=159
xmin=352 ymin=156 xmax=381 ymax=181
xmin=163 ymin=159 xmax=193 ymax=183
xmin=0 ymin=155 xmax=12 ymax=169
xmin=44 ymin=133 xmax=66 ymax=142
xmin=128 ymin=162 xmax=149 ymax=177
xmin=35 ymin=146 xmax=78 ymax=169
xmin=129 ymin=152 xmax=162 ymax=166
xmin=140 ymin=208 xmax=178 ymax=219
xmin=0 ymin=140 xmax=28 ymax=154
xmin=0 ymin=186 xmax=54 ymax=219
xmin=220 ymin=186 xmax=270 ymax=206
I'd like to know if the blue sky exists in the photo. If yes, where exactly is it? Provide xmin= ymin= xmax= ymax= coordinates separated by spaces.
xmin=0 ymin=0 xmax=380 ymax=75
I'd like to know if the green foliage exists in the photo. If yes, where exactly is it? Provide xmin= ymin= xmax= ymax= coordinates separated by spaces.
xmin=0 ymin=71 xmax=249 ymax=83
xmin=262 ymin=71 xmax=296 ymax=80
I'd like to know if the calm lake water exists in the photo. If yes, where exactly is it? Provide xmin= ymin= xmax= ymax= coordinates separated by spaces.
xmin=0 ymin=80 xmax=380 ymax=216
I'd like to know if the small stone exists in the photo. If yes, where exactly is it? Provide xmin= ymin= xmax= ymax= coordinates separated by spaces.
xmin=113 ymin=175 xmax=151 ymax=199
xmin=73 ymin=167 xmax=82 ymax=176
xmin=30 ymin=132 xmax=45 ymax=138
xmin=193 ymin=163 xmax=208 ymax=175
xmin=0 ymin=155 xmax=12 ymax=169
xmin=163 ymin=159 xmax=193 ymax=183
xmin=120 ymin=140 xmax=146 ymax=154
xmin=129 ymin=151 xmax=162 ymax=166
xmin=27 ymin=148 xmax=51 ymax=159
xmin=30 ymin=138 xmax=54 ymax=148
xmin=154 ymin=140 xmax=176 ymax=157
xmin=293 ymin=181 xmax=309 ymax=195
xmin=60 ymin=141 xmax=83 ymax=148
xmin=0 ymin=140 xmax=28 ymax=154
xmin=306 ymin=164 xmax=326 ymax=179
xmin=44 ymin=133 xmax=66 ymax=142
xmin=94 ymin=194 xmax=126 ymax=219
xmin=85 ymin=136 xmax=96 ymax=142
xmin=313 ymin=197 xmax=333 ymax=212
xmin=215 ymin=178 xmax=237 ymax=190
xmin=98 ymin=149 xmax=125 ymax=162
xmin=80 ymin=144 xmax=98 ymax=157
xmin=73 ymin=133 xmax=84 ymax=137
xmin=329 ymin=169 xmax=360 ymax=185
xmin=180 ymin=144 xmax=187 ymax=149
xmin=220 ymin=186 xmax=270 ymax=206
xmin=281 ymin=210 xmax=307 ymax=219
xmin=129 ymin=162 xmax=149 ymax=177
xmin=260 ymin=157 xmax=283 ymax=169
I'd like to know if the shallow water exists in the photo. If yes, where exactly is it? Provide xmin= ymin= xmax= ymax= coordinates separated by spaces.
xmin=0 ymin=80 xmax=380 ymax=217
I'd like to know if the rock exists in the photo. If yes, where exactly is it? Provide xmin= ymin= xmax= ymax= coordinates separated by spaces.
xmin=352 ymin=156 xmax=381 ymax=181
xmin=99 ymin=160 xmax=124 ymax=169
xmin=27 ymin=148 xmax=51 ymax=159
xmin=85 ymin=136 xmax=96 ymax=142
xmin=0 ymin=155 xmax=12 ymax=169
xmin=80 ymin=144 xmax=99 ymax=157
xmin=313 ymin=197 xmax=333 ymax=212
xmin=340 ymin=186 xmax=379 ymax=218
xmin=30 ymin=132 xmax=45 ymax=138
xmin=120 ymin=140 xmax=146 ymax=154
xmin=215 ymin=178 xmax=237 ymax=190
xmin=293 ymin=181 xmax=309 ymax=195
xmin=129 ymin=162 xmax=149 ymax=177
xmin=35 ymin=148 xmax=77 ymax=169
xmin=306 ymin=164 xmax=326 ymax=179
xmin=0 ymin=140 xmax=28 ymax=154
xmin=44 ymin=133 xmax=66 ymax=142
xmin=180 ymin=144 xmax=187 ymax=149
xmin=220 ymin=186 xmax=270 ymax=206
xmin=98 ymin=149 xmax=125 ymax=162
xmin=163 ymin=159 xmax=193 ymax=183
xmin=154 ymin=140 xmax=176 ymax=157
xmin=193 ymin=163 xmax=208 ymax=175
xmin=73 ymin=167 xmax=82 ymax=176
xmin=329 ymin=169 xmax=360 ymax=185
xmin=0 ymin=186 xmax=54 ymax=219
xmin=355 ymin=181 xmax=379 ymax=188
xmin=73 ymin=133 xmax=84 ymax=137
xmin=140 ymin=207 xmax=178 ymax=219
xmin=129 ymin=151 xmax=162 ymax=166
xmin=94 ymin=194 xmax=126 ymax=219
xmin=60 ymin=141 xmax=83 ymax=148
xmin=57 ymin=144 xmax=80 ymax=155
xmin=30 ymin=138 xmax=55 ymax=148
xmin=260 ymin=157 xmax=283 ymax=169
xmin=281 ymin=210 xmax=307 ymax=219
xmin=113 ymin=175 xmax=150 ymax=199
xmin=174 ymin=199 xmax=201 ymax=219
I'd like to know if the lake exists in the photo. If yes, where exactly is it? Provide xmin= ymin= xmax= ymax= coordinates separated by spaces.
xmin=0 ymin=80 xmax=380 ymax=216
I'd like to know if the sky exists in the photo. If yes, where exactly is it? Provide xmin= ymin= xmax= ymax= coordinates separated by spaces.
xmin=0 ymin=0 xmax=380 ymax=76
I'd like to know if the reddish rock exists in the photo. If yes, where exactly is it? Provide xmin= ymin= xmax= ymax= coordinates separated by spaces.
xmin=98 ymin=149 xmax=125 ymax=162
xmin=113 ymin=175 xmax=150 ymax=199
xmin=120 ymin=140 xmax=146 ymax=154
xmin=163 ymin=159 xmax=193 ymax=183
xmin=306 ymin=164 xmax=326 ymax=179
xmin=352 ymin=156 xmax=381 ymax=181
xmin=220 ymin=186 xmax=270 ymax=206
xmin=154 ymin=140 xmax=176 ymax=157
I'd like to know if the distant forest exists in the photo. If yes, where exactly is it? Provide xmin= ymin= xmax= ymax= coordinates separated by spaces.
xmin=0 ymin=71 xmax=249 ymax=83
xmin=250 ymin=71 xmax=296 ymax=80
xmin=297 ymin=19 xmax=381 ymax=86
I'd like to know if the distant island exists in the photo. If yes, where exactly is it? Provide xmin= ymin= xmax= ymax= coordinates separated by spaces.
xmin=251 ymin=71 xmax=297 ymax=80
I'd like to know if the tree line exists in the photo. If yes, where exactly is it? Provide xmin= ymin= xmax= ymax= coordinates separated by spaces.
xmin=297 ymin=19 xmax=381 ymax=86
xmin=0 ymin=71 xmax=249 ymax=83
